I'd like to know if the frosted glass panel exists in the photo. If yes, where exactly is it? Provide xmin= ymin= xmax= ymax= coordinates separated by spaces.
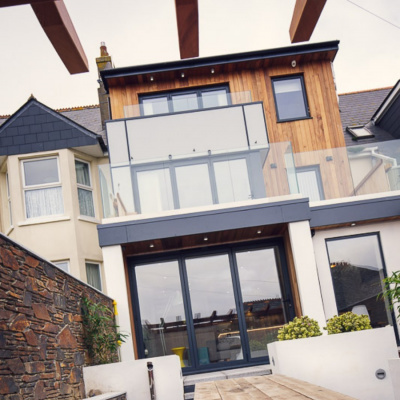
xmin=107 ymin=121 xmax=129 ymax=165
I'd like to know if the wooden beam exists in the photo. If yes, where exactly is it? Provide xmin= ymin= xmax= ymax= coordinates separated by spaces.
xmin=31 ymin=0 xmax=88 ymax=74
xmin=290 ymin=0 xmax=327 ymax=43
xmin=175 ymin=0 xmax=199 ymax=59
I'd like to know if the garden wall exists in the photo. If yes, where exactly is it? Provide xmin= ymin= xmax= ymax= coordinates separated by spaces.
xmin=0 ymin=233 xmax=116 ymax=399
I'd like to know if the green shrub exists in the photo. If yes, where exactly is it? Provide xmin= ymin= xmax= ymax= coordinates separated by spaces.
xmin=381 ymin=271 xmax=400 ymax=320
xmin=81 ymin=297 xmax=128 ymax=365
xmin=277 ymin=316 xmax=322 ymax=341
xmin=325 ymin=312 xmax=372 ymax=335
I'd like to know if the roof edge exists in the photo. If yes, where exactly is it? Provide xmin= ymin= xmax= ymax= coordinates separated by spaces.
xmin=372 ymin=79 xmax=400 ymax=123
xmin=100 ymin=40 xmax=340 ymax=92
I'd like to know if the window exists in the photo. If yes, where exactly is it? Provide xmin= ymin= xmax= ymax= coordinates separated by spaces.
xmin=296 ymin=166 xmax=324 ymax=202
xmin=272 ymin=76 xmax=309 ymax=121
xmin=326 ymin=234 xmax=393 ymax=328
xmin=6 ymin=173 xmax=12 ymax=227
xmin=53 ymin=260 xmax=69 ymax=273
xmin=22 ymin=157 xmax=63 ymax=219
xmin=133 ymin=154 xmax=254 ymax=214
xmin=140 ymin=86 xmax=230 ymax=116
xmin=86 ymin=262 xmax=102 ymax=291
xmin=75 ymin=159 xmax=95 ymax=217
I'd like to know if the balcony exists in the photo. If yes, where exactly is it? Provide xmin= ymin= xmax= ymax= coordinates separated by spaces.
xmin=100 ymin=93 xmax=400 ymax=219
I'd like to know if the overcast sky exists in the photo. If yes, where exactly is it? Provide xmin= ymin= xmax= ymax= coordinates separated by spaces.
xmin=0 ymin=0 xmax=399 ymax=115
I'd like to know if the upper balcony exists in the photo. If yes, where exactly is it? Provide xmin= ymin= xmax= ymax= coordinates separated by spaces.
xmin=99 ymin=89 xmax=400 ymax=219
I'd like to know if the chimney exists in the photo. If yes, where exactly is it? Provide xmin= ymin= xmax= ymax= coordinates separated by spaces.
xmin=96 ymin=42 xmax=113 ymax=129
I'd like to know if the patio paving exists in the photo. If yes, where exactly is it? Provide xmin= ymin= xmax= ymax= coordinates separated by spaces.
xmin=194 ymin=374 xmax=356 ymax=400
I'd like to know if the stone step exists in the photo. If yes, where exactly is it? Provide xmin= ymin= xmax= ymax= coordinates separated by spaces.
xmin=183 ymin=366 xmax=272 ymax=400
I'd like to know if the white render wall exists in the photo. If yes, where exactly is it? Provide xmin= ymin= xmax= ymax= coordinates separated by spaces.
xmin=313 ymin=220 xmax=400 ymax=332
xmin=288 ymin=221 xmax=326 ymax=329
xmin=102 ymin=245 xmax=135 ymax=361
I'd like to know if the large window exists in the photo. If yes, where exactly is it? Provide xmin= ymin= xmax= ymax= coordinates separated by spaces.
xmin=140 ymin=86 xmax=229 ymax=116
xmin=22 ymin=157 xmax=63 ymax=219
xmin=75 ymin=159 xmax=95 ymax=217
xmin=86 ymin=262 xmax=102 ymax=291
xmin=133 ymin=154 xmax=254 ymax=214
xmin=272 ymin=76 xmax=309 ymax=122
xmin=326 ymin=234 xmax=393 ymax=328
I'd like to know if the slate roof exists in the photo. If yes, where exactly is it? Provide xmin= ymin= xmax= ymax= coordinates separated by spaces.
xmin=338 ymin=87 xmax=393 ymax=146
xmin=0 ymin=98 xmax=106 ymax=156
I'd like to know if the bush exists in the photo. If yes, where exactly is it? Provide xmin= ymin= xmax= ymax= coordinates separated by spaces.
xmin=81 ymin=297 xmax=128 ymax=365
xmin=381 ymin=271 xmax=400 ymax=320
xmin=325 ymin=312 xmax=372 ymax=335
xmin=277 ymin=316 xmax=322 ymax=341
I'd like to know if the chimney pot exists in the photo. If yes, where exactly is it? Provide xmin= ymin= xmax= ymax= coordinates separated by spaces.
xmin=100 ymin=42 xmax=109 ymax=57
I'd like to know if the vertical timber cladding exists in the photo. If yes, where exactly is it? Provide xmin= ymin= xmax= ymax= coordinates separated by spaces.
xmin=107 ymin=60 xmax=345 ymax=153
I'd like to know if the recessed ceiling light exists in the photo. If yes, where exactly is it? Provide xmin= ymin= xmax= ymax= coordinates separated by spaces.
xmin=149 ymin=244 xmax=155 ymax=248
xmin=257 ymin=230 xmax=262 ymax=234
xmin=351 ymin=223 xmax=356 ymax=227
xmin=203 ymin=237 xmax=208 ymax=241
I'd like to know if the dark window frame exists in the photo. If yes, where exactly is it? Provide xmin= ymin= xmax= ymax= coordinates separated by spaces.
xmin=325 ymin=232 xmax=399 ymax=343
xmin=139 ymin=84 xmax=230 ymax=115
xmin=271 ymin=75 xmax=310 ymax=122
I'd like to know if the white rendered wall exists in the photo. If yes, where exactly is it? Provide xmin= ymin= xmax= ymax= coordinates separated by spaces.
xmin=313 ymin=220 xmax=400 ymax=332
xmin=83 ymin=355 xmax=183 ymax=400
xmin=288 ymin=221 xmax=326 ymax=328
xmin=102 ymin=245 xmax=135 ymax=361
xmin=268 ymin=326 xmax=398 ymax=400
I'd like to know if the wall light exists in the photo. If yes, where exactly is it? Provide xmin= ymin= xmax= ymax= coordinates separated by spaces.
xmin=211 ymin=68 xmax=215 ymax=74
xmin=150 ymin=76 xmax=154 ymax=81
xmin=181 ymin=72 xmax=185 ymax=78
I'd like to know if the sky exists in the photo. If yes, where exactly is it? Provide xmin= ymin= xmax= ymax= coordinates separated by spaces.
xmin=0 ymin=0 xmax=399 ymax=116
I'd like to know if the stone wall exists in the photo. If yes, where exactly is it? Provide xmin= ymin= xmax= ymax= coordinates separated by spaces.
xmin=0 ymin=234 xmax=117 ymax=399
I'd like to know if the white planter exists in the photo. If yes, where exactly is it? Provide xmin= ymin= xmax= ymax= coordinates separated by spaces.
xmin=267 ymin=326 xmax=399 ymax=400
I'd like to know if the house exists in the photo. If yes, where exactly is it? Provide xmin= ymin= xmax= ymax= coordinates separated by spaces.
xmin=93 ymin=40 xmax=400 ymax=374
xmin=0 ymin=97 xmax=108 ymax=292
xmin=0 ymin=40 xmax=398 ymax=377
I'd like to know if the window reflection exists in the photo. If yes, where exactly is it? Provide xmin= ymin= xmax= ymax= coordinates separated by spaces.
xmin=186 ymin=254 xmax=243 ymax=364
xmin=327 ymin=235 xmax=392 ymax=328
xmin=236 ymin=248 xmax=285 ymax=358
xmin=135 ymin=261 xmax=191 ymax=366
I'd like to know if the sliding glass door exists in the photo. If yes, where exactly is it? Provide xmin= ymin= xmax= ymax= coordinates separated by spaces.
xmin=130 ymin=241 xmax=293 ymax=372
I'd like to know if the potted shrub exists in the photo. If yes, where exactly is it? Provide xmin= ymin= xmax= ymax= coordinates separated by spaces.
xmin=325 ymin=311 xmax=371 ymax=334
xmin=277 ymin=316 xmax=322 ymax=340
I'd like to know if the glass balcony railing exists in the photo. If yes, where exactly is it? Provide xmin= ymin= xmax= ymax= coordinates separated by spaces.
xmin=99 ymin=139 xmax=400 ymax=219
xmin=123 ymin=91 xmax=252 ymax=118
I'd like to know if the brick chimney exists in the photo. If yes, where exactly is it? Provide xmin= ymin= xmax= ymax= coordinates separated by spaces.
xmin=96 ymin=42 xmax=113 ymax=129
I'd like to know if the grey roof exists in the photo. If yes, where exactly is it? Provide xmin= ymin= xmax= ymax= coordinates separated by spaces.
xmin=0 ymin=105 xmax=105 ymax=143
xmin=338 ymin=87 xmax=392 ymax=146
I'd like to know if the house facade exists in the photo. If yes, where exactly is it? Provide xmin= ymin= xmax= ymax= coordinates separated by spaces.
xmin=0 ymin=99 xmax=108 ymax=291
xmin=94 ymin=40 xmax=400 ymax=374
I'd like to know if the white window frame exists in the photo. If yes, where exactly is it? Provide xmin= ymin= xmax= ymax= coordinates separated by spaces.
xmin=22 ymin=156 xmax=64 ymax=219
xmin=75 ymin=158 xmax=95 ymax=218
xmin=6 ymin=172 xmax=12 ymax=227
xmin=53 ymin=260 xmax=70 ymax=273
xmin=85 ymin=261 xmax=103 ymax=291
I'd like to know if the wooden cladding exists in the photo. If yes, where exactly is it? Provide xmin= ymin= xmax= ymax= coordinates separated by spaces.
xmin=108 ymin=59 xmax=345 ymax=153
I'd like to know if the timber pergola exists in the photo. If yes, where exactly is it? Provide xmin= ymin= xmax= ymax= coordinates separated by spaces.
xmin=0 ymin=0 xmax=88 ymax=74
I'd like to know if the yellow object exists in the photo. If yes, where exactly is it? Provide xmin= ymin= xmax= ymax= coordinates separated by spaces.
xmin=112 ymin=300 xmax=118 ymax=316
xmin=171 ymin=347 xmax=186 ymax=368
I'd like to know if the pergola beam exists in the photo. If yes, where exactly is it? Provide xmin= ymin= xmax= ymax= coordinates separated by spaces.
xmin=175 ymin=0 xmax=199 ymax=59
xmin=289 ymin=0 xmax=327 ymax=43
xmin=0 ymin=0 xmax=88 ymax=74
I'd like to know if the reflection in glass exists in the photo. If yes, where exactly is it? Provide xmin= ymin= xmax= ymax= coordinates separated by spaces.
xmin=142 ymin=97 xmax=169 ymax=116
xmin=327 ymin=235 xmax=392 ymax=328
xmin=135 ymin=261 xmax=191 ymax=366
xmin=273 ymin=77 xmax=308 ymax=121
xmin=214 ymin=159 xmax=251 ymax=203
xmin=172 ymin=93 xmax=198 ymax=112
xmin=176 ymin=164 xmax=213 ymax=208
xmin=137 ymin=168 xmax=174 ymax=213
xmin=186 ymin=254 xmax=243 ymax=364
xmin=202 ymin=90 xmax=228 ymax=108
xmin=111 ymin=167 xmax=135 ymax=214
xmin=236 ymin=248 xmax=285 ymax=358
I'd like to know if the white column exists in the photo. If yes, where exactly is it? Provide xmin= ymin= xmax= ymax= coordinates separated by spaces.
xmin=288 ymin=221 xmax=326 ymax=329
xmin=102 ymin=245 xmax=135 ymax=361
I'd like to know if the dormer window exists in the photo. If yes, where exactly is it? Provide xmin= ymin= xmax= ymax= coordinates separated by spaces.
xmin=22 ymin=157 xmax=63 ymax=219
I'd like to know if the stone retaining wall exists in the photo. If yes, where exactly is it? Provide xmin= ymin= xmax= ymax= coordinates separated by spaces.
xmin=0 ymin=234 xmax=117 ymax=399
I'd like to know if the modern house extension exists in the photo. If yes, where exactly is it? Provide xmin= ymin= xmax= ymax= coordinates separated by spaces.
xmin=95 ymin=40 xmax=400 ymax=374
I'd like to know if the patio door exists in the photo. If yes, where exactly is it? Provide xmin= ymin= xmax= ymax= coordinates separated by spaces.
xmin=129 ymin=241 xmax=294 ymax=372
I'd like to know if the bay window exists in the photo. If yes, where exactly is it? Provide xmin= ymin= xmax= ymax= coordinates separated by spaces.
xmin=75 ymin=159 xmax=95 ymax=217
xmin=22 ymin=157 xmax=63 ymax=219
